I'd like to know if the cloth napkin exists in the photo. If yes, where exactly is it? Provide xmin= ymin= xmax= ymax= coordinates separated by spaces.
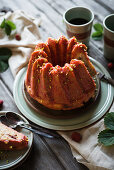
xmin=0 ymin=10 xmax=114 ymax=170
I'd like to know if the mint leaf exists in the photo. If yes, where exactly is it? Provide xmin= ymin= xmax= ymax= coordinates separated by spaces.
xmin=0 ymin=48 xmax=12 ymax=72
xmin=92 ymin=37 xmax=102 ymax=41
xmin=94 ymin=23 xmax=103 ymax=32
xmin=0 ymin=61 xmax=9 ymax=72
xmin=6 ymin=20 xmax=16 ymax=30
xmin=104 ymin=112 xmax=114 ymax=130
xmin=92 ymin=23 xmax=103 ymax=40
xmin=5 ymin=23 xmax=11 ymax=35
xmin=0 ymin=48 xmax=12 ymax=61
xmin=98 ymin=129 xmax=114 ymax=146
xmin=92 ymin=31 xmax=102 ymax=38
xmin=0 ymin=19 xmax=16 ymax=35
xmin=0 ymin=19 xmax=5 ymax=28
xmin=98 ymin=112 xmax=114 ymax=146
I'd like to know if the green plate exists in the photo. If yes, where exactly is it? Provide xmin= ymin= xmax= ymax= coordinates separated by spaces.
xmin=13 ymin=58 xmax=114 ymax=130
xmin=0 ymin=111 xmax=33 ymax=170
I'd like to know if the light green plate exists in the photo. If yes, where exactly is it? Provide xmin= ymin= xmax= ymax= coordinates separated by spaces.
xmin=13 ymin=58 xmax=114 ymax=130
xmin=0 ymin=111 xmax=33 ymax=170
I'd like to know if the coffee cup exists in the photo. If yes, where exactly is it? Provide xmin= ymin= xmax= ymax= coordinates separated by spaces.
xmin=103 ymin=14 xmax=114 ymax=61
xmin=63 ymin=7 xmax=94 ymax=47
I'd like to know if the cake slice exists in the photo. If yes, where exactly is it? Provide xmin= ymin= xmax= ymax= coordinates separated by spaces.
xmin=0 ymin=122 xmax=28 ymax=150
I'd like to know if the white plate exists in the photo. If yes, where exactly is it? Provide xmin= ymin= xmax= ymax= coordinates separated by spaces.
xmin=0 ymin=111 xmax=33 ymax=170
xmin=13 ymin=57 xmax=114 ymax=130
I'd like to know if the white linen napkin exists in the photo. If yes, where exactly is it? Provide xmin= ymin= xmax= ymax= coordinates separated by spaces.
xmin=0 ymin=10 xmax=114 ymax=170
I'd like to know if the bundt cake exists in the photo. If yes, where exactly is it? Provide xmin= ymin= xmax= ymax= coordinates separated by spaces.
xmin=25 ymin=36 xmax=96 ymax=110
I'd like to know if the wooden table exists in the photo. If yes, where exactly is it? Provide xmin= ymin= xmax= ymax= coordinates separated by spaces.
xmin=0 ymin=0 xmax=114 ymax=170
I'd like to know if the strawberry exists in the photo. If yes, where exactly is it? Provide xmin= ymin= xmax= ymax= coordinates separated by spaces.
xmin=15 ymin=34 xmax=21 ymax=41
xmin=108 ymin=62 xmax=114 ymax=69
xmin=71 ymin=132 xmax=82 ymax=142
xmin=0 ymin=100 xmax=3 ymax=107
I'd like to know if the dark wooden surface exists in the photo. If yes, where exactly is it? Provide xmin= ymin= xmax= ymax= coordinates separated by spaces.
xmin=0 ymin=0 xmax=114 ymax=170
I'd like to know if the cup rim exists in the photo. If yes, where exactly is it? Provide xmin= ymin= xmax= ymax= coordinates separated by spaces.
xmin=103 ymin=14 xmax=114 ymax=33
xmin=63 ymin=6 xmax=94 ymax=27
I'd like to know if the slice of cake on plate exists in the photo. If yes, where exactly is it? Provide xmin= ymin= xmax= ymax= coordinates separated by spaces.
xmin=0 ymin=122 xmax=28 ymax=150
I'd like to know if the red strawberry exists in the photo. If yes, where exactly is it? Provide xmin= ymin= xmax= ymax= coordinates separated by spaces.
xmin=108 ymin=62 xmax=114 ymax=69
xmin=71 ymin=132 xmax=82 ymax=142
xmin=0 ymin=100 xmax=3 ymax=107
xmin=15 ymin=34 xmax=21 ymax=41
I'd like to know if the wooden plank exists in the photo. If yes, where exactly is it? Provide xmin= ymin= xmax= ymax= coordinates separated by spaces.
xmin=0 ymin=79 xmax=19 ymax=112
xmin=46 ymin=0 xmax=75 ymax=14
xmin=30 ymin=0 xmax=65 ymax=34
xmin=20 ymin=135 xmax=68 ymax=170
xmin=0 ymin=69 xmax=14 ymax=94
xmin=45 ymin=137 xmax=88 ymax=170
xmin=0 ymin=0 xmax=18 ymax=10
xmin=71 ymin=0 xmax=110 ymax=21
xmin=93 ymin=0 xmax=114 ymax=13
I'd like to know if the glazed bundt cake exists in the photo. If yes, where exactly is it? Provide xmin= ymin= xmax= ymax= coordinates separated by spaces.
xmin=25 ymin=36 xmax=96 ymax=110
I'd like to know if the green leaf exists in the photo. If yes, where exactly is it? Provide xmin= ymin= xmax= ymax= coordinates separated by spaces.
xmin=0 ymin=48 xmax=12 ymax=72
xmin=92 ymin=31 xmax=102 ymax=38
xmin=98 ymin=129 xmax=114 ymax=146
xmin=4 ymin=23 xmax=11 ymax=35
xmin=0 ymin=48 xmax=12 ymax=61
xmin=94 ymin=23 xmax=103 ymax=32
xmin=6 ymin=20 xmax=16 ymax=30
xmin=92 ymin=36 xmax=102 ymax=41
xmin=104 ymin=112 xmax=114 ymax=130
xmin=0 ymin=19 xmax=16 ymax=36
xmin=0 ymin=19 xmax=5 ymax=28
xmin=0 ymin=61 xmax=9 ymax=72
